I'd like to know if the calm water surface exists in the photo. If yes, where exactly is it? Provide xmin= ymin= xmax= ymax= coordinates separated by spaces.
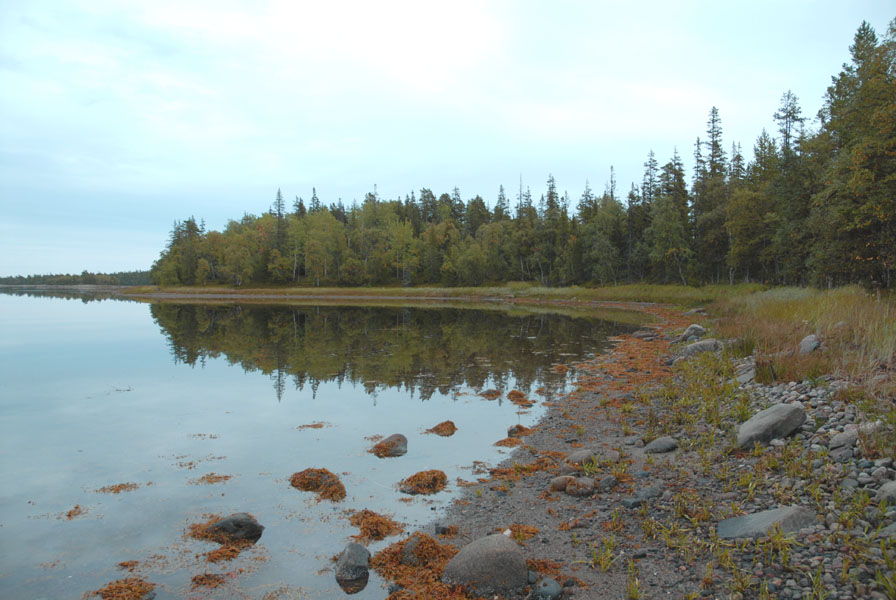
xmin=0 ymin=292 xmax=635 ymax=598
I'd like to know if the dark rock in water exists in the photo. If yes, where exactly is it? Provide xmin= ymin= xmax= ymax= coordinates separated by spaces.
xmin=335 ymin=542 xmax=370 ymax=593
xmin=798 ymin=334 xmax=820 ymax=355
xmin=205 ymin=513 xmax=264 ymax=544
xmin=442 ymin=534 xmax=528 ymax=595
xmin=534 ymin=577 xmax=563 ymax=600
xmin=643 ymin=436 xmax=678 ymax=454
xmin=371 ymin=433 xmax=408 ymax=457
xmin=717 ymin=506 xmax=815 ymax=539
xmin=737 ymin=403 xmax=806 ymax=449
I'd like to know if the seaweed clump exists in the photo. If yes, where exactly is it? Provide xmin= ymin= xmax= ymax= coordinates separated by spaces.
xmin=290 ymin=468 xmax=346 ymax=501
xmin=370 ymin=533 xmax=466 ymax=599
xmin=398 ymin=470 xmax=448 ymax=495
xmin=90 ymin=577 xmax=155 ymax=600
xmin=425 ymin=420 xmax=458 ymax=437
xmin=349 ymin=509 xmax=405 ymax=542
xmin=187 ymin=514 xmax=254 ymax=563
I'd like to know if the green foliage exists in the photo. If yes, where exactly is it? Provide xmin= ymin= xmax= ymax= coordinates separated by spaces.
xmin=146 ymin=21 xmax=895 ymax=291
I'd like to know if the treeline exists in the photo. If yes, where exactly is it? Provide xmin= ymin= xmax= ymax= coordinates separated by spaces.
xmin=151 ymin=21 xmax=895 ymax=290
xmin=0 ymin=270 xmax=151 ymax=286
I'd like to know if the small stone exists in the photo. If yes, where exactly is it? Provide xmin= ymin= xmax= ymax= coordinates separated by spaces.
xmin=549 ymin=476 xmax=574 ymax=492
xmin=533 ymin=577 xmax=562 ymax=600
xmin=637 ymin=484 xmax=664 ymax=501
xmin=621 ymin=498 xmax=642 ymax=509
xmin=644 ymin=436 xmax=678 ymax=454
xmin=597 ymin=475 xmax=619 ymax=493
xmin=799 ymin=334 xmax=820 ymax=355
xmin=565 ymin=477 xmax=595 ymax=498
xmin=717 ymin=506 xmax=816 ymax=539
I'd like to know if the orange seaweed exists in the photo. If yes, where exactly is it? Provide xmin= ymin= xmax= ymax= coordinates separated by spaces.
xmin=91 ymin=577 xmax=156 ymax=600
xmin=399 ymin=470 xmax=448 ymax=495
xmin=289 ymin=468 xmax=346 ymax=501
xmin=96 ymin=483 xmax=139 ymax=494
xmin=348 ymin=509 xmax=404 ymax=542
xmin=425 ymin=420 xmax=458 ymax=436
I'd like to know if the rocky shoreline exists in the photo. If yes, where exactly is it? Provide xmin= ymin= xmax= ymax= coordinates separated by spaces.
xmin=378 ymin=305 xmax=895 ymax=599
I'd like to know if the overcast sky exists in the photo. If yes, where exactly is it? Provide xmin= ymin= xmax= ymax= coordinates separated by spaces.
xmin=0 ymin=1 xmax=892 ymax=276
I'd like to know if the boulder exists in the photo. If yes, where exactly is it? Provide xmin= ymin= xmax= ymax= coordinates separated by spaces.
xmin=737 ymin=403 xmax=806 ymax=449
xmin=565 ymin=477 xmax=595 ymax=498
xmin=679 ymin=338 xmax=722 ymax=359
xmin=371 ymin=434 xmax=408 ymax=458
xmin=644 ymin=436 xmax=678 ymax=454
xmin=442 ymin=534 xmax=528 ymax=595
xmin=877 ymin=481 xmax=896 ymax=505
xmin=717 ymin=506 xmax=816 ymax=539
xmin=335 ymin=542 xmax=370 ymax=593
xmin=677 ymin=324 xmax=707 ymax=342
xmin=798 ymin=334 xmax=820 ymax=355
xmin=829 ymin=426 xmax=858 ymax=449
xmin=205 ymin=513 xmax=264 ymax=544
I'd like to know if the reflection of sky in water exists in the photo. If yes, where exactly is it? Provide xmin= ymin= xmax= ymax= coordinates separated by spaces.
xmin=0 ymin=294 xmax=625 ymax=599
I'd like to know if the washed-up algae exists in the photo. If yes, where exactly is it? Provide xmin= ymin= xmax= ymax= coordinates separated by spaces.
xmin=90 ymin=576 xmax=155 ymax=600
xmin=425 ymin=420 xmax=458 ymax=437
xmin=187 ymin=514 xmax=255 ymax=563
xmin=398 ymin=470 xmax=447 ymax=495
xmin=370 ymin=533 xmax=471 ymax=600
xmin=348 ymin=509 xmax=404 ymax=542
xmin=289 ymin=468 xmax=346 ymax=501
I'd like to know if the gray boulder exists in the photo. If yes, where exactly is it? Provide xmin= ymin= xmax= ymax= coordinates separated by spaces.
xmin=798 ymin=334 xmax=820 ymax=355
xmin=678 ymin=338 xmax=722 ymax=360
xmin=829 ymin=427 xmax=858 ymax=449
xmin=717 ymin=506 xmax=815 ymax=539
xmin=677 ymin=324 xmax=707 ymax=342
xmin=737 ymin=403 xmax=806 ymax=449
xmin=877 ymin=481 xmax=896 ymax=505
xmin=335 ymin=542 xmax=370 ymax=593
xmin=205 ymin=512 xmax=264 ymax=544
xmin=644 ymin=436 xmax=678 ymax=454
xmin=373 ymin=433 xmax=408 ymax=457
xmin=442 ymin=534 xmax=528 ymax=595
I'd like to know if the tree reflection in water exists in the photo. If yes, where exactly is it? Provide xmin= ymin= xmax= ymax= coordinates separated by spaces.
xmin=150 ymin=303 xmax=635 ymax=401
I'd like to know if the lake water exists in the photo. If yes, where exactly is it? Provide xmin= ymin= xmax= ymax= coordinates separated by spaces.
xmin=0 ymin=292 xmax=636 ymax=599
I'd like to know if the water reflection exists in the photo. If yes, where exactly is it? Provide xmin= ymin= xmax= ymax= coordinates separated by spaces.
xmin=150 ymin=303 xmax=633 ymax=401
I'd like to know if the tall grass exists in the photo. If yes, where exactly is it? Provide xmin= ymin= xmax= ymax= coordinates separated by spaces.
xmin=124 ymin=282 xmax=765 ymax=307
xmin=716 ymin=286 xmax=894 ymax=378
